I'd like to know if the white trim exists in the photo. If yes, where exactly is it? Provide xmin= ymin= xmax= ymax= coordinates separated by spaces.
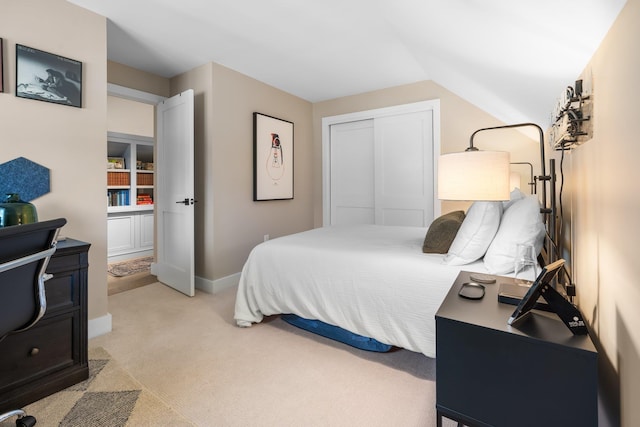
xmin=151 ymin=262 xmax=238 ymax=294
xmin=107 ymin=131 xmax=154 ymax=145
xmin=432 ymin=104 xmax=442 ymax=219
xmin=150 ymin=261 xmax=159 ymax=276
xmin=107 ymin=83 xmax=166 ymax=104
xmin=195 ymin=272 xmax=241 ymax=294
xmin=321 ymin=100 xmax=441 ymax=226
xmin=88 ymin=313 xmax=112 ymax=339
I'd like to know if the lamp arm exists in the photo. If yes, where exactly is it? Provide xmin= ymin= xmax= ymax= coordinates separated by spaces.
xmin=510 ymin=161 xmax=536 ymax=194
xmin=469 ymin=122 xmax=548 ymax=207
xmin=469 ymin=122 xmax=546 ymax=179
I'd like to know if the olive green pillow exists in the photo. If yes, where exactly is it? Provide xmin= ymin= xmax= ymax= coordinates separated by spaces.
xmin=422 ymin=210 xmax=466 ymax=254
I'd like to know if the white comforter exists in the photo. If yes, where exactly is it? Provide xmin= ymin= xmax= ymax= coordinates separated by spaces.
xmin=234 ymin=224 xmax=491 ymax=357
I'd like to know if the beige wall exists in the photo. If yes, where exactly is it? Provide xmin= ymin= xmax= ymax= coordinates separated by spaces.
xmin=0 ymin=0 xmax=108 ymax=323
xmin=210 ymin=64 xmax=314 ymax=279
xmin=312 ymin=80 xmax=540 ymax=225
xmin=107 ymin=96 xmax=154 ymax=136
xmin=108 ymin=60 xmax=170 ymax=98
xmin=567 ymin=0 xmax=640 ymax=424
xmin=171 ymin=63 xmax=314 ymax=281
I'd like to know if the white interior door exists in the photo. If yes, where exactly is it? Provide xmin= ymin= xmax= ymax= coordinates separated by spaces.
xmin=330 ymin=119 xmax=375 ymax=225
xmin=156 ymin=89 xmax=195 ymax=296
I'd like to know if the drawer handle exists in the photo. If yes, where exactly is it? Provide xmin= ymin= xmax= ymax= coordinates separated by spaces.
xmin=30 ymin=347 xmax=40 ymax=356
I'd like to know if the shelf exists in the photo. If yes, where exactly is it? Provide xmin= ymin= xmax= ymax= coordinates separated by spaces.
xmin=108 ymin=205 xmax=154 ymax=214
xmin=107 ymin=132 xmax=155 ymax=260
xmin=107 ymin=132 xmax=154 ymax=211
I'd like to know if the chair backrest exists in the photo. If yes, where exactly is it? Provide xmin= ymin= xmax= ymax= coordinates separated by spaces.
xmin=0 ymin=218 xmax=66 ymax=338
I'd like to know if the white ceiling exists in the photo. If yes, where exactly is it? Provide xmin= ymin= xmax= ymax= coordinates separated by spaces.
xmin=68 ymin=0 xmax=626 ymax=126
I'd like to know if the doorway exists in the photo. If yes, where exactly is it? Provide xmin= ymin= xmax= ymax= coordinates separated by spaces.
xmin=106 ymin=84 xmax=165 ymax=294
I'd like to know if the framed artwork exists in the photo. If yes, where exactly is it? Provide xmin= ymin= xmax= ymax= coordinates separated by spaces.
xmin=0 ymin=38 xmax=4 ymax=93
xmin=15 ymin=44 xmax=82 ymax=108
xmin=253 ymin=112 xmax=294 ymax=201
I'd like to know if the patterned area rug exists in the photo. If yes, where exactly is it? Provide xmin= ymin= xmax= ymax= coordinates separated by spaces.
xmin=0 ymin=347 xmax=192 ymax=427
xmin=108 ymin=257 xmax=153 ymax=277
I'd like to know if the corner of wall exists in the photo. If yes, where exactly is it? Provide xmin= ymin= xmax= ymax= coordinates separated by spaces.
xmin=88 ymin=312 xmax=113 ymax=339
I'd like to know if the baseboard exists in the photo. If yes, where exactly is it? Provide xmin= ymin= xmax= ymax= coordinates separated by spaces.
xmin=108 ymin=250 xmax=153 ymax=264
xmin=196 ymin=272 xmax=241 ymax=294
xmin=148 ymin=263 xmax=239 ymax=294
xmin=88 ymin=313 xmax=113 ymax=339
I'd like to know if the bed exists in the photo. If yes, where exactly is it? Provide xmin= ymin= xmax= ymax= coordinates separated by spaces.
xmin=234 ymin=192 xmax=546 ymax=358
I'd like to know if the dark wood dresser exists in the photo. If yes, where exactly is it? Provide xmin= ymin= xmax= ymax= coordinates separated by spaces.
xmin=0 ymin=238 xmax=90 ymax=412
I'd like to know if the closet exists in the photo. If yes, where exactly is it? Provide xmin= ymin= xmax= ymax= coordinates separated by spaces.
xmin=322 ymin=100 xmax=440 ymax=227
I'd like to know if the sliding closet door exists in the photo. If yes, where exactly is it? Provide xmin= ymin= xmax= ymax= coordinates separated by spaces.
xmin=375 ymin=112 xmax=434 ymax=226
xmin=330 ymin=119 xmax=375 ymax=225
xmin=327 ymin=104 xmax=436 ymax=228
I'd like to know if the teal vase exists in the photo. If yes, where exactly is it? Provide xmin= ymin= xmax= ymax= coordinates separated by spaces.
xmin=0 ymin=193 xmax=38 ymax=227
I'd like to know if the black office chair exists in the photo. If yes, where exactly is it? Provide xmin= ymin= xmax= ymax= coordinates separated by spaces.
xmin=0 ymin=218 xmax=67 ymax=427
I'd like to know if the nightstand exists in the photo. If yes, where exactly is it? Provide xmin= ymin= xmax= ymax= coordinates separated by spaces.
xmin=435 ymin=271 xmax=597 ymax=427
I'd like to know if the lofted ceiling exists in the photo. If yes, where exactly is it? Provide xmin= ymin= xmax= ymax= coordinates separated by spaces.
xmin=68 ymin=0 xmax=626 ymax=126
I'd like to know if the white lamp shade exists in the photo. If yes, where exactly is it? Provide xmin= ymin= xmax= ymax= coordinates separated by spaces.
xmin=438 ymin=151 xmax=511 ymax=201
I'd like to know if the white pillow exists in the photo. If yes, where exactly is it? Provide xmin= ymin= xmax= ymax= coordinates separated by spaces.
xmin=502 ymin=188 xmax=525 ymax=211
xmin=444 ymin=201 xmax=503 ymax=265
xmin=483 ymin=195 xmax=546 ymax=274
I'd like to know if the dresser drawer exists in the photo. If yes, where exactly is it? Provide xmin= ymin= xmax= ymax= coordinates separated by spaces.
xmin=0 ymin=312 xmax=77 ymax=392
xmin=44 ymin=270 xmax=79 ymax=313
xmin=45 ymin=249 xmax=87 ymax=276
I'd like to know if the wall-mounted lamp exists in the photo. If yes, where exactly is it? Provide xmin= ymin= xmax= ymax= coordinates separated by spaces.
xmin=438 ymin=123 xmax=557 ymax=257
xmin=438 ymin=122 xmax=574 ymax=296
xmin=510 ymin=161 xmax=536 ymax=194
xmin=466 ymin=123 xmax=553 ymax=216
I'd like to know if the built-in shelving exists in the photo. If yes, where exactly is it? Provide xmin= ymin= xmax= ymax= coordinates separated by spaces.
xmin=107 ymin=132 xmax=155 ymax=261
xmin=107 ymin=132 xmax=154 ymax=212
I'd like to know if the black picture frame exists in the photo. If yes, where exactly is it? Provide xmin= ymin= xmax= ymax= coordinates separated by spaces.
xmin=15 ymin=44 xmax=82 ymax=108
xmin=253 ymin=112 xmax=294 ymax=201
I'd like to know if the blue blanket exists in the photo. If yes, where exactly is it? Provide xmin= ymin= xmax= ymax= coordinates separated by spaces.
xmin=281 ymin=314 xmax=392 ymax=352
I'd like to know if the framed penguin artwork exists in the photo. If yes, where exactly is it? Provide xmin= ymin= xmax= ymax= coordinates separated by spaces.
xmin=253 ymin=112 xmax=294 ymax=201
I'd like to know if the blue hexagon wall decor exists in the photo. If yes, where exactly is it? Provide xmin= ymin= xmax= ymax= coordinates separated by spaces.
xmin=0 ymin=157 xmax=51 ymax=202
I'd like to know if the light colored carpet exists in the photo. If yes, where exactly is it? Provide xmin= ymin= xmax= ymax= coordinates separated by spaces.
xmin=0 ymin=347 xmax=191 ymax=427
xmin=86 ymin=283 xmax=456 ymax=427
